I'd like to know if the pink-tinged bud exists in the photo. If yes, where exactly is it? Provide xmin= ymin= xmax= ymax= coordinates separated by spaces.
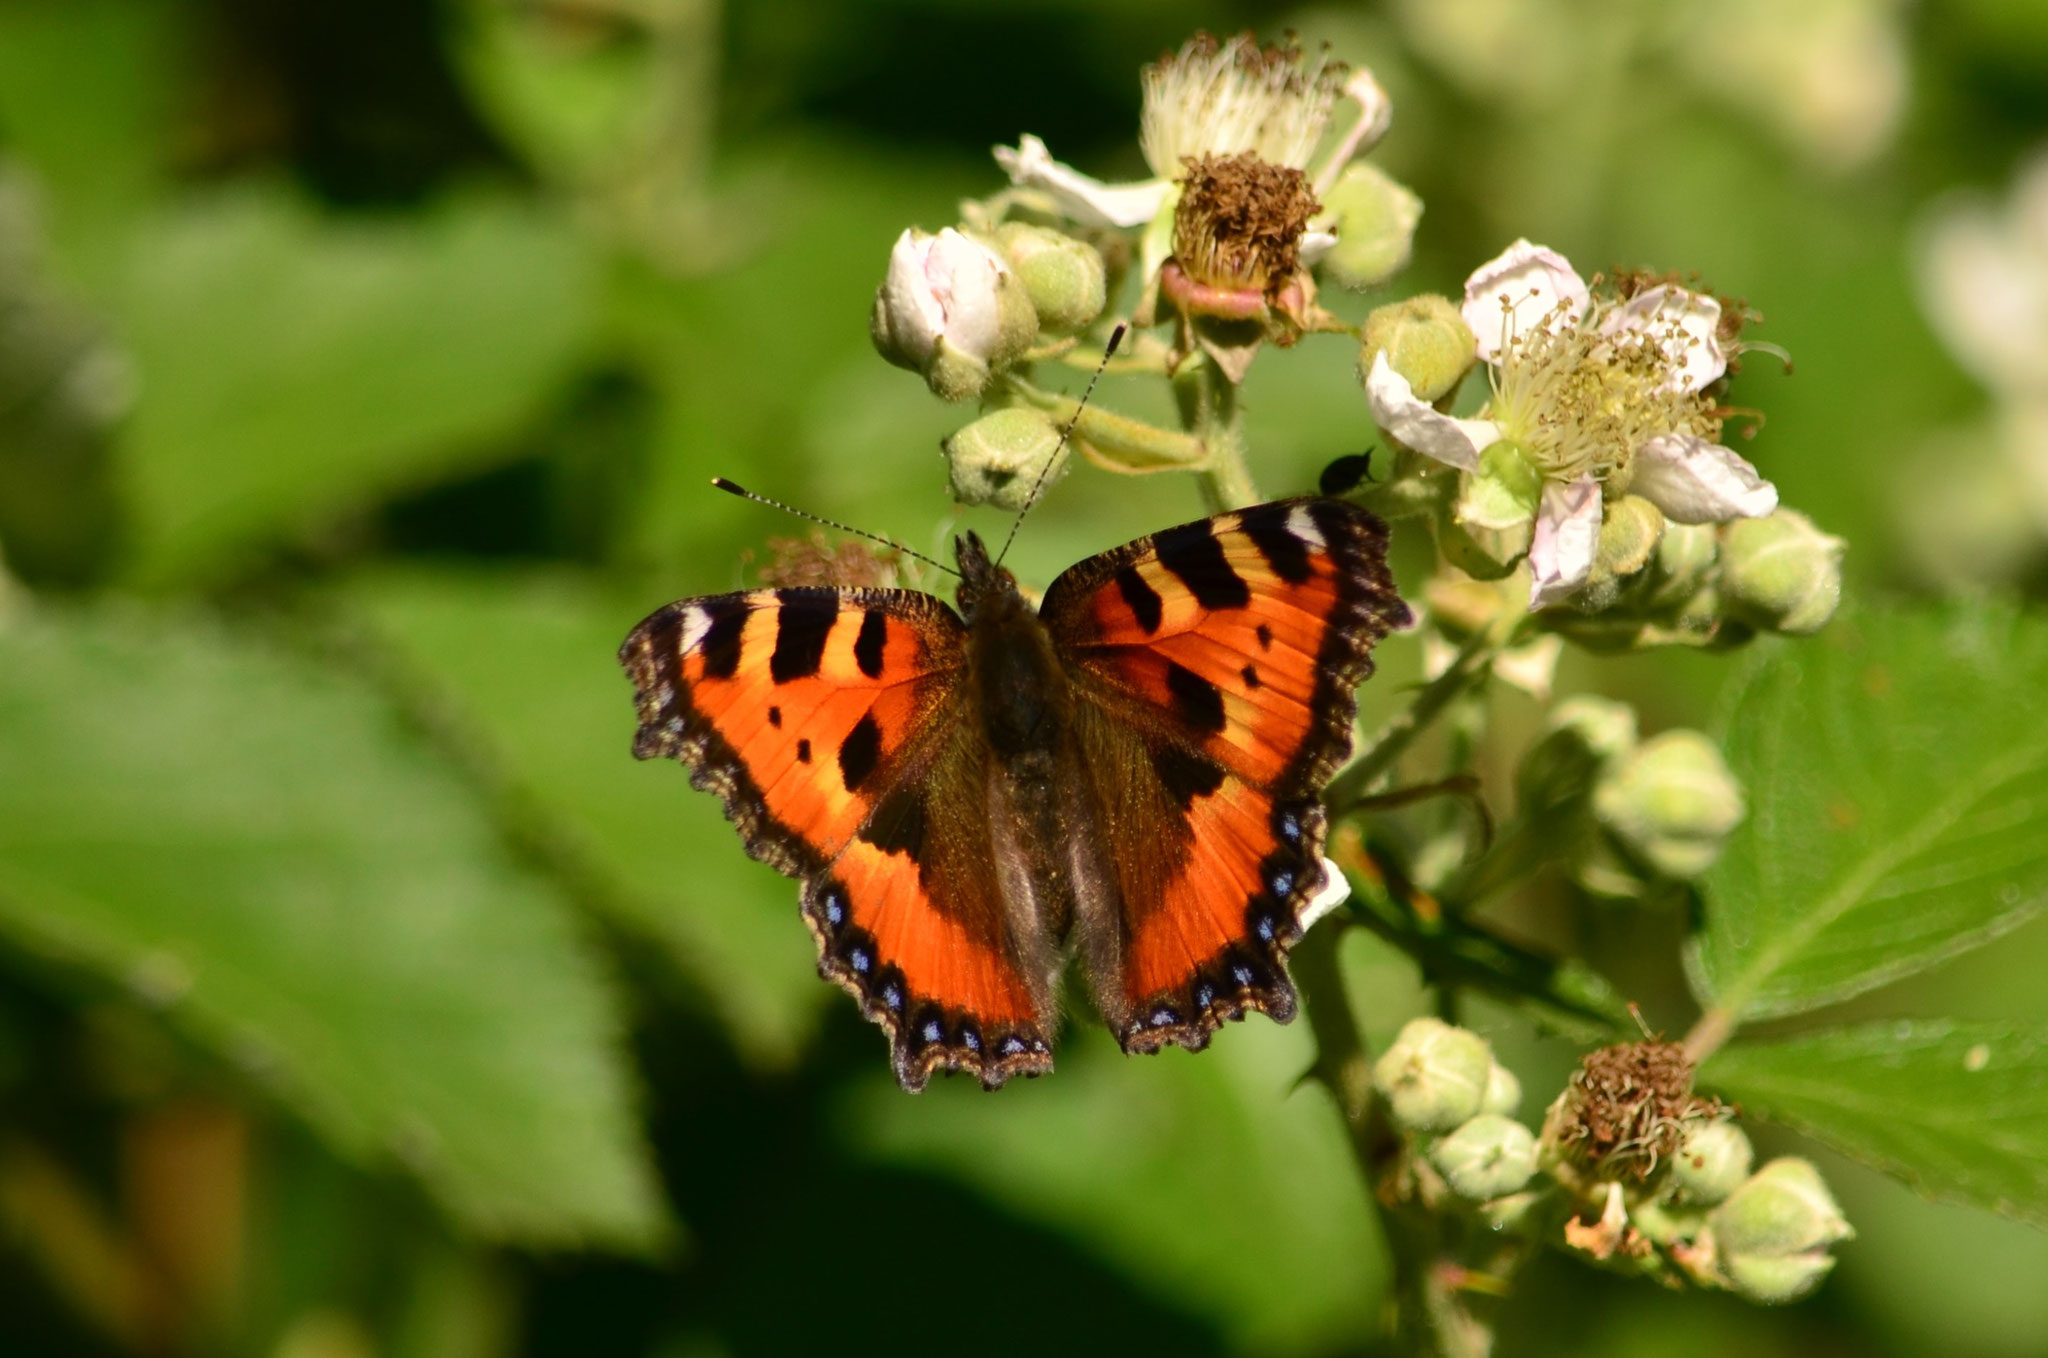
xmin=871 ymin=228 xmax=1038 ymax=401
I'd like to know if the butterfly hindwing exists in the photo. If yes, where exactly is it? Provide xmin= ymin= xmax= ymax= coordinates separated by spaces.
xmin=1040 ymin=498 xmax=1412 ymax=1052
xmin=621 ymin=588 xmax=1057 ymax=1089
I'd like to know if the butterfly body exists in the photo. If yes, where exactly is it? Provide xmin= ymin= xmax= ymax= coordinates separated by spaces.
xmin=621 ymin=497 xmax=1409 ymax=1091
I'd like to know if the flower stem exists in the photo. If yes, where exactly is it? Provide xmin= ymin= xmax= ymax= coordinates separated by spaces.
xmin=1185 ymin=363 xmax=1259 ymax=511
xmin=1003 ymin=375 xmax=1208 ymax=470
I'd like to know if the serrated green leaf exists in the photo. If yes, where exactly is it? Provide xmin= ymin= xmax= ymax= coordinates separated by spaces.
xmin=844 ymin=1021 xmax=1383 ymax=1356
xmin=343 ymin=567 xmax=825 ymax=1065
xmin=1702 ymin=1020 xmax=2048 ymax=1226
xmin=1689 ymin=603 xmax=2048 ymax=1021
xmin=0 ymin=609 xmax=669 ymax=1252
xmin=109 ymin=186 xmax=596 ymax=586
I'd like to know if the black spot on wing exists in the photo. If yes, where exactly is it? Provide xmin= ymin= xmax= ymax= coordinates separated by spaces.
xmin=1165 ymin=661 xmax=1227 ymax=733
xmin=1241 ymin=664 xmax=1261 ymax=688
xmin=1154 ymin=521 xmax=1251 ymax=610
xmin=698 ymin=598 xmax=748 ymax=679
xmin=859 ymin=782 xmax=927 ymax=862
xmin=1151 ymin=743 xmax=1226 ymax=808
xmin=770 ymin=593 xmax=837 ymax=683
xmin=1255 ymin=623 xmax=1274 ymax=651
xmin=854 ymin=608 xmax=888 ymax=679
xmin=796 ymin=738 xmax=812 ymax=764
xmin=768 ymin=705 xmax=782 ymax=727
xmin=1114 ymin=565 xmax=1164 ymax=634
xmin=838 ymin=712 xmax=882 ymax=791
xmin=1238 ymin=502 xmax=1314 ymax=584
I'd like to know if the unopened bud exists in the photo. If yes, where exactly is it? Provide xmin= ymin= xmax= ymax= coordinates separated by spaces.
xmin=1644 ymin=519 xmax=1719 ymax=609
xmin=1442 ymin=440 xmax=1541 ymax=577
xmin=1593 ymin=729 xmax=1743 ymax=881
xmin=1720 ymin=509 xmax=1845 ymax=635
xmin=942 ymin=407 xmax=1065 ymax=511
xmin=1516 ymin=695 xmax=1637 ymax=824
xmin=1359 ymin=294 xmax=1475 ymax=404
xmin=1710 ymin=1157 xmax=1853 ymax=1303
xmin=1320 ymin=162 xmax=1423 ymax=290
xmin=871 ymin=227 xmax=1038 ymax=402
xmin=995 ymin=223 xmax=1106 ymax=334
xmin=1481 ymin=1060 xmax=1523 ymax=1117
xmin=1670 ymin=1119 xmax=1754 ymax=1205
xmin=1430 ymin=1113 xmax=1539 ymax=1201
xmin=1570 ymin=496 xmax=1666 ymax=613
xmin=1373 ymin=1017 xmax=1493 ymax=1134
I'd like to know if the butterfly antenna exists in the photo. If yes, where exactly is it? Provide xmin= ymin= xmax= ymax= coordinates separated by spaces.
xmin=994 ymin=323 xmax=1126 ymax=567
xmin=710 ymin=477 xmax=958 ymax=578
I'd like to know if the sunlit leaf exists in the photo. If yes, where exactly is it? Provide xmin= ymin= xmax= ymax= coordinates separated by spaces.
xmin=1703 ymin=1020 xmax=2048 ymax=1225
xmin=0 ymin=610 xmax=669 ymax=1252
xmin=1688 ymin=603 xmax=2048 ymax=1021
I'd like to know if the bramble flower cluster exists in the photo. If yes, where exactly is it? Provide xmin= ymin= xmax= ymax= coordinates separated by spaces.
xmin=860 ymin=26 xmax=1857 ymax=1336
xmin=1372 ymin=1023 xmax=1853 ymax=1306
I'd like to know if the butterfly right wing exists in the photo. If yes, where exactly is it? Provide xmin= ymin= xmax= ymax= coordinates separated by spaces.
xmin=620 ymin=588 xmax=1056 ymax=1089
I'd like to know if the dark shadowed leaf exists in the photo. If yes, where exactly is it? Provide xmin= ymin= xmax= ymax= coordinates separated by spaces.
xmin=1703 ymin=1020 xmax=2048 ymax=1226
xmin=0 ymin=610 xmax=669 ymax=1252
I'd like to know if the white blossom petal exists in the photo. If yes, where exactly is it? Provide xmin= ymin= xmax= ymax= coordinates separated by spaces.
xmin=1312 ymin=67 xmax=1394 ymax=194
xmin=1365 ymin=352 xmax=1498 ymax=473
xmin=1299 ymin=228 xmax=1339 ymax=266
xmin=993 ymin=135 xmax=1171 ymax=230
xmin=1601 ymin=285 xmax=1728 ymax=392
xmin=1298 ymin=857 xmax=1353 ymax=932
xmin=1463 ymin=239 xmax=1591 ymax=362
xmin=1528 ymin=475 xmax=1602 ymax=609
xmin=1631 ymin=434 xmax=1779 ymax=523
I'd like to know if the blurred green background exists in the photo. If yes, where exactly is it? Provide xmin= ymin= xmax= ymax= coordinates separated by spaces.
xmin=1 ymin=1 xmax=2046 ymax=1355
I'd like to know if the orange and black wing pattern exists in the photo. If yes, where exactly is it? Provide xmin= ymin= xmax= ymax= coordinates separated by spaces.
xmin=1039 ymin=498 xmax=1411 ymax=1052
xmin=621 ymin=589 xmax=1056 ymax=1089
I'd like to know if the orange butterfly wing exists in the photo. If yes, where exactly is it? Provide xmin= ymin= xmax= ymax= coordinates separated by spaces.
xmin=620 ymin=588 xmax=1057 ymax=1089
xmin=1040 ymin=498 xmax=1411 ymax=1051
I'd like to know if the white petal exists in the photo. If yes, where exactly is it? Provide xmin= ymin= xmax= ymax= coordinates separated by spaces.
xmin=1631 ymin=434 xmax=1779 ymax=523
xmin=1312 ymin=67 xmax=1394 ymax=194
xmin=1364 ymin=352 xmax=1498 ymax=472
xmin=1917 ymin=180 xmax=2048 ymax=396
xmin=1298 ymin=857 xmax=1352 ymax=932
xmin=879 ymin=229 xmax=944 ymax=364
xmin=924 ymin=228 xmax=1009 ymax=360
xmin=1601 ymin=285 xmax=1728 ymax=392
xmin=1299 ymin=228 xmax=1339 ymax=266
xmin=1463 ymin=239 xmax=1590 ymax=362
xmin=1528 ymin=475 xmax=1602 ymax=609
xmin=992 ymin=135 xmax=1171 ymax=231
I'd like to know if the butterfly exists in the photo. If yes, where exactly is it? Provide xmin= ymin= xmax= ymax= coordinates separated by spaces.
xmin=618 ymin=496 xmax=1410 ymax=1091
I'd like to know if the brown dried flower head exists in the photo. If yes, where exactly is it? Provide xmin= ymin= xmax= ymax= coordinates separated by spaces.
xmin=752 ymin=532 xmax=901 ymax=590
xmin=1168 ymin=151 xmax=1320 ymax=302
xmin=1544 ymin=1040 xmax=1722 ymax=1182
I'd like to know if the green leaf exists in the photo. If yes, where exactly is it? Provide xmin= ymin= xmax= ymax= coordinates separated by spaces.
xmin=844 ymin=1022 xmax=1384 ymax=1356
xmin=108 ymin=186 xmax=597 ymax=586
xmin=0 ymin=609 xmax=669 ymax=1253
xmin=1689 ymin=603 xmax=2048 ymax=1021
xmin=1702 ymin=1020 xmax=2048 ymax=1226
xmin=343 ymin=567 xmax=826 ymax=1064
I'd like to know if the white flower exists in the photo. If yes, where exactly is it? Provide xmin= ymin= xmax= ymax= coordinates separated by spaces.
xmin=1369 ymin=240 xmax=1778 ymax=608
xmin=1917 ymin=148 xmax=2048 ymax=399
xmin=992 ymin=34 xmax=1391 ymax=266
xmin=875 ymin=227 xmax=1011 ymax=367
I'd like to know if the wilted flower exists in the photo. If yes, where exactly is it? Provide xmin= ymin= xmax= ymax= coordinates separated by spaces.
xmin=992 ymin=34 xmax=1402 ymax=297
xmin=1368 ymin=240 xmax=1780 ymax=608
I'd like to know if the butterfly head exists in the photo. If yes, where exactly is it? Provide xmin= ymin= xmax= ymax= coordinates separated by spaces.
xmin=953 ymin=530 xmax=1024 ymax=622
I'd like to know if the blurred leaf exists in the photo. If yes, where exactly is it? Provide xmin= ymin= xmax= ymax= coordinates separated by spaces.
xmin=1688 ymin=603 xmax=2048 ymax=1021
xmin=344 ymin=568 xmax=825 ymax=1064
xmin=1702 ymin=1020 xmax=2048 ymax=1226
xmin=845 ymin=1023 xmax=1384 ymax=1356
xmin=0 ymin=609 xmax=669 ymax=1252
xmin=109 ymin=186 xmax=597 ymax=586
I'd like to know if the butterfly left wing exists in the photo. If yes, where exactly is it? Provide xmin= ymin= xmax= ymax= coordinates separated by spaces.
xmin=1038 ymin=497 xmax=1412 ymax=1052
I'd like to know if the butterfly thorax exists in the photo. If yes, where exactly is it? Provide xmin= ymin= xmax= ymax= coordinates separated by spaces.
xmin=954 ymin=530 xmax=1074 ymax=766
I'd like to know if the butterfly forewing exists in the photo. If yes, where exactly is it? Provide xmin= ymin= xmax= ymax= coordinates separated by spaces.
xmin=1040 ymin=498 xmax=1412 ymax=1052
xmin=621 ymin=587 xmax=1057 ymax=1089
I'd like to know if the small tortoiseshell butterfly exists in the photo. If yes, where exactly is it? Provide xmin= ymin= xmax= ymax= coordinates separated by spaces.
xmin=619 ymin=497 xmax=1411 ymax=1091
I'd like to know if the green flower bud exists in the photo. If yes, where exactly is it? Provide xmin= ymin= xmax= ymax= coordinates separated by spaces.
xmin=1430 ymin=1113 xmax=1539 ymax=1201
xmin=1516 ymin=695 xmax=1637 ymax=824
xmin=1373 ymin=1017 xmax=1493 ymax=1134
xmin=1570 ymin=496 xmax=1667 ymax=613
xmin=1593 ymin=729 xmax=1744 ymax=881
xmin=942 ymin=407 xmax=1066 ymax=511
xmin=1320 ymin=162 xmax=1423 ymax=290
xmin=1720 ymin=509 xmax=1845 ymax=636
xmin=1643 ymin=519 xmax=1719 ymax=610
xmin=1481 ymin=1060 xmax=1523 ymax=1117
xmin=995 ymin=223 xmax=1107 ymax=334
xmin=1710 ymin=1157 xmax=1853 ymax=1304
xmin=1442 ymin=441 xmax=1542 ymax=576
xmin=1359 ymin=294 xmax=1475 ymax=405
xmin=1670 ymin=1119 xmax=1754 ymax=1206
xmin=872 ymin=227 xmax=1038 ymax=402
